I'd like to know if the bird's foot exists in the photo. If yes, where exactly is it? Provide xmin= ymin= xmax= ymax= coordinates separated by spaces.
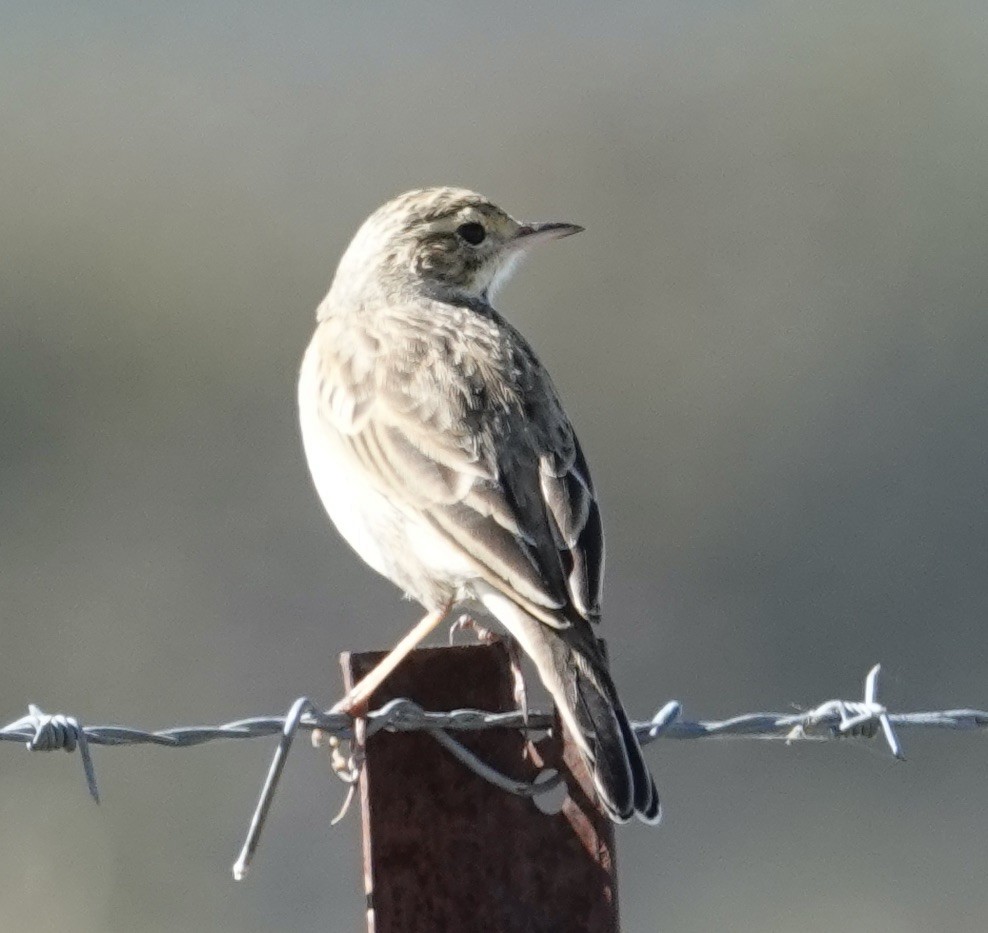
xmin=323 ymin=715 xmax=367 ymax=825
xmin=311 ymin=694 xmax=369 ymax=749
xmin=312 ymin=696 xmax=370 ymax=824
xmin=448 ymin=615 xmax=530 ymax=734
xmin=448 ymin=613 xmax=498 ymax=645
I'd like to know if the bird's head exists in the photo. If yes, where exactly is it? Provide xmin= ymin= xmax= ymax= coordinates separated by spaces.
xmin=327 ymin=187 xmax=583 ymax=308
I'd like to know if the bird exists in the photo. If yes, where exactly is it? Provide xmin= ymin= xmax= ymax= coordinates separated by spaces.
xmin=297 ymin=186 xmax=659 ymax=824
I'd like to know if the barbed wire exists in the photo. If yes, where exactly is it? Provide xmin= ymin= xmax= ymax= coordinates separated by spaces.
xmin=3 ymin=664 xmax=987 ymax=878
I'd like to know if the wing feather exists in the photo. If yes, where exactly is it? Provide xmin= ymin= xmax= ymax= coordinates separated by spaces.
xmin=309 ymin=308 xmax=604 ymax=626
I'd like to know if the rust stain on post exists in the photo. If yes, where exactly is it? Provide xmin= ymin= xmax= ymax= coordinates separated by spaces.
xmin=340 ymin=643 xmax=619 ymax=933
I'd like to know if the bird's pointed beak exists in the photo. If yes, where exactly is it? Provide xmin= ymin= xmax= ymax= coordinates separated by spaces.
xmin=512 ymin=221 xmax=584 ymax=249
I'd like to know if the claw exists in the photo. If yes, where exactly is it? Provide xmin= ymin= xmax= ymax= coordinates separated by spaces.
xmin=326 ymin=716 xmax=367 ymax=824
xmin=448 ymin=614 xmax=498 ymax=645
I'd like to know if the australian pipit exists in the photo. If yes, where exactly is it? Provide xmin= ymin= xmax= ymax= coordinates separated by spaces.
xmin=298 ymin=187 xmax=659 ymax=823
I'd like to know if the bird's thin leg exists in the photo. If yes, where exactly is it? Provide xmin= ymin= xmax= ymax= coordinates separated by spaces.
xmin=502 ymin=635 xmax=529 ymax=727
xmin=448 ymin=615 xmax=529 ymax=726
xmin=331 ymin=605 xmax=449 ymax=716
xmin=318 ymin=605 xmax=450 ymax=806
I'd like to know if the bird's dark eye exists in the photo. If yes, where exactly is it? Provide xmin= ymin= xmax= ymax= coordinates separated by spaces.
xmin=456 ymin=222 xmax=486 ymax=246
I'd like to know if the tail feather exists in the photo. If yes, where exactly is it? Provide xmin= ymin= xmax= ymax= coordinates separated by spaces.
xmin=570 ymin=657 xmax=637 ymax=820
xmin=570 ymin=649 xmax=661 ymax=824
xmin=479 ymin=587 xmax=659 ymax=824
xmin=614 ymin=702 xmax=661 ymax=823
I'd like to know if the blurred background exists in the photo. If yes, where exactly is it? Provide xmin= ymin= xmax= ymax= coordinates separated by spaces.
xmin=2 ymin=2 xmax=987 ymax=930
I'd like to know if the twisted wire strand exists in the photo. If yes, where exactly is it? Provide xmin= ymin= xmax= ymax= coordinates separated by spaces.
xmin=4 ymin=665 xmax=987 ymax=878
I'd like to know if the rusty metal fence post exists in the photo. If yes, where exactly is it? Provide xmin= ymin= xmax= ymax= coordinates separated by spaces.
xmin=341 ymin=643 xmax=619 ymax=933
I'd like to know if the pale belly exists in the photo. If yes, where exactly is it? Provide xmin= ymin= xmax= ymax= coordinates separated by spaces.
xmin=297 ymin=376 xmax=476 ymax=607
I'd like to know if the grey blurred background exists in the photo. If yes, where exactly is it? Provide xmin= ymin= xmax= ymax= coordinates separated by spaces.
xmin=2 ymin=2 xmax=987 ymax=931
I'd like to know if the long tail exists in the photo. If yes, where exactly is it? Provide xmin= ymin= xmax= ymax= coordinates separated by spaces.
xmin=481 ymin=591 xmax=660 ymax=823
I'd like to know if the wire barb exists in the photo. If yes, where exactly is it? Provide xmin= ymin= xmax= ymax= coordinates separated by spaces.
xmin=4 ymin=664 xmax=987 ymax=879
xmin=231 ymin=696 xmax=318 ymax=880
xmin=9 ymin=705 xmax=101 ymax=803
